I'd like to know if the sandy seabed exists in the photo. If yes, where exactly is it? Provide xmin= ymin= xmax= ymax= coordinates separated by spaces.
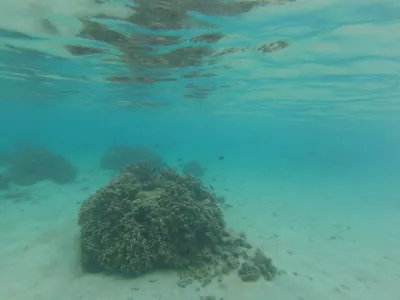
xmin=0 ymin=162 xmax=399 ymax=300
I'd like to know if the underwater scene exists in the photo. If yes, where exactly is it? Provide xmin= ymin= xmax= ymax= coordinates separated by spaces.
xmin=0 ymin=0 xmax=400 ymax=299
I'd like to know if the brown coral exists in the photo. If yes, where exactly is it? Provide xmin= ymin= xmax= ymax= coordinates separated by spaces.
xmin=78 ymin=163 xmax=277 ymax=284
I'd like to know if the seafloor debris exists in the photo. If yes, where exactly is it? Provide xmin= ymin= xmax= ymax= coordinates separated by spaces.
xmin=182 ymin=160 xmax=205 ymax=177
xmin=100 ymin=146 xmax=164 ymax=170
xmin=78 ymin=163 xmax=277 ymax=284
xmin=7 ymin=147 xmax=76 ymax=185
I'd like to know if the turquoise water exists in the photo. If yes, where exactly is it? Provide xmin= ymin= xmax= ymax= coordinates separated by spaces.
xmin=1 ymin=0 xmax=400 ymax=299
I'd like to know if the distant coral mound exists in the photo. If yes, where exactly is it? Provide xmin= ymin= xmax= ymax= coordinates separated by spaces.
xmin=100 ymin=146 xmax=164 ymax=170
xmin=7 ymin=147 xmax=77 ymax=185
xmin=0 ymin=150 xmax=11 ymax=167
xmin=0 ymin=172 xmax=10 ymax=190
xmin=78 ymin=163 xmax=277 ymax=285
xmin=182 ymin=160 xmax=205 ymax=177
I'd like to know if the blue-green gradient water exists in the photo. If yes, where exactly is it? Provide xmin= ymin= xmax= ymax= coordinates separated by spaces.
xmin=0 ymin=0 xmax=400 ymax=299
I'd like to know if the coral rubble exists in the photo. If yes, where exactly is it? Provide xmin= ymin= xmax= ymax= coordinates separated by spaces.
xmin=78 ymin=163 xmax=277 ymax=284
xmin=238 ymin=261 xmax=260 ymax=282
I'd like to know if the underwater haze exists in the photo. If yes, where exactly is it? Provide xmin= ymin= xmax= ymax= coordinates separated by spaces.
xmin=1 ymin=0 xmax=400 ymax=299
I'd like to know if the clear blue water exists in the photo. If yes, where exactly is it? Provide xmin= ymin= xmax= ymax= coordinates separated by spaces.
xmin=0 ymin=0 xmax=400 ymax=299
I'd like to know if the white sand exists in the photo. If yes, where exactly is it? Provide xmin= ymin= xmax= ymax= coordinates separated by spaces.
xmin=0 ymin=164 xmax=399 ymax=300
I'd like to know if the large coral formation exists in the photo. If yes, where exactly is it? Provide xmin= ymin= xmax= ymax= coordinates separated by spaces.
xmin=182 ymin=160 xmax=205 ymax=177
xmin=7 ymin=147 xmax=77 ymax=185
xmin=100 ymin=146 xmax=164 ymax=170
xmin=78 ymin=163 xmax=277 ymax=284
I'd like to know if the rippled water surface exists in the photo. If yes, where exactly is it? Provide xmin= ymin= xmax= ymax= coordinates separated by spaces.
xmin=0 ymin=1 xmax=400 ymax=300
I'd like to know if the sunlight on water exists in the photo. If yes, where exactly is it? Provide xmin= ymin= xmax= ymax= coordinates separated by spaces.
xmin=0 ymin=1 xmax=400 ymax=300
xmin=0 ymin=0 xmax=398 ymax=119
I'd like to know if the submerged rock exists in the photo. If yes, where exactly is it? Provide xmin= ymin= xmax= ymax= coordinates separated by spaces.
xmin=182 ymin=160 xmax=205 ymax=177
xmin=7 ymin=147 xmax=77 ymax=185
xmin=78 ymin=163 xmax=277 ymax=284
xmin=238 ymin=261 xmax=260 ymax=282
